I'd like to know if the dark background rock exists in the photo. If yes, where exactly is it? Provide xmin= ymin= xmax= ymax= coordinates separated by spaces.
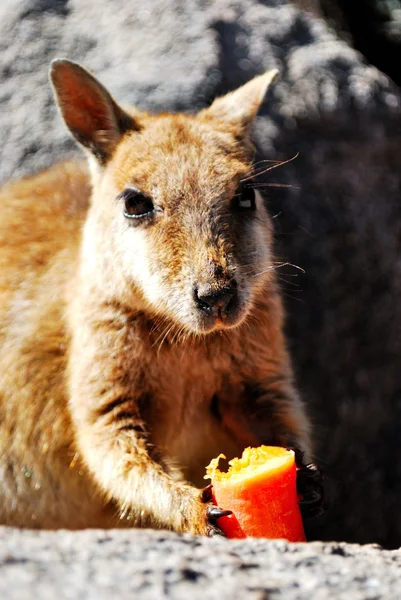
xmin=319 ymin=0 xmax=401 ymax=87
xmin=1 ymin=0 xmax=401 ymax=549
xmin=0 ymin=528 xmax=400 ymax=600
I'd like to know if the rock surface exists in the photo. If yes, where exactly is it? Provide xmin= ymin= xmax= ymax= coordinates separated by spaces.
xmin=1 ymin=0 xmax=401 ymax=549
xmin=0 ymin=527 xmax=400 ymax=600
xmin=318 ymin=0 xmax=401 ymax=87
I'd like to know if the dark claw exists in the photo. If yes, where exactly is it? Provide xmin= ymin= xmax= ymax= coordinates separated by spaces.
xmin=286 ymin=446 xmax=306 ymax=468
xmin=201 ymin=487 xmax=232 ymax=537
xmin=207 ymin=505 xmax=232 ymax=523
xmin=299 ymin=463 xmax=322 ymax=483
xmin=206 ymin=505 xmax=232 ymax=538
xmin=300 ymin=504 xmax=327 ymax=519
xmin=296 ymin=463 xmax=325 ymax=496
xmin=287 ymin=448 xmax=328 ymax=520
xmin=299 ymin=488 xmax=322 ymax=503
xmin=201 ymin=483 xmax=213 ymax=503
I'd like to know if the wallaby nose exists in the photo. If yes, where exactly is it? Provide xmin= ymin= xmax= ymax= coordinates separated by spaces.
xmin=194 ymin=281 xmax=237 ymax=316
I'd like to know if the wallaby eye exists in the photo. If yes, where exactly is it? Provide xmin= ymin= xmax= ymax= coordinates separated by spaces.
xmin=120 ymin=188 xmax=154 ymax=220
xmin=232 ymin=185 xmax=256 ymax=211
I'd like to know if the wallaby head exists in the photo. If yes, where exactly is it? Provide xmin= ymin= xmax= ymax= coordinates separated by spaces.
xmin=50 ymin=59 xmax=278 ymax=334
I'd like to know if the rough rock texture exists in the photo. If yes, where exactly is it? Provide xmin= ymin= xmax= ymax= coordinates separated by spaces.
xmin=1 ymin=528 xmax=400 ymax=600
xmin=318 ymin=0 xmax=401 ymax=87
xmin=1 ymin=0 xmax=401 ymax=549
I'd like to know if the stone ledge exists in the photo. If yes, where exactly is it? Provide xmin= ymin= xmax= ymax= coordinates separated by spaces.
xmin=0 ymin=528 xmax=399 ymax=600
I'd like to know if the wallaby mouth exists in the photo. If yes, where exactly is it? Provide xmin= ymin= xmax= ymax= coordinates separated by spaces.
xmin=192 ymin=281 xmax=247 ymax=333
xmin=193 ymin=280 xmax=238 ymax=318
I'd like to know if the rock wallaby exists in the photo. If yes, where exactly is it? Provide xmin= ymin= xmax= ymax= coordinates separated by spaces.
xmin=0 ymin=60 xmax=317 ymax=534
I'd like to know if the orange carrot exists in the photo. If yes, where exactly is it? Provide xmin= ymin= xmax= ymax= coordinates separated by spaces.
xmin=205 ymin=446 xmax=305 ymax=541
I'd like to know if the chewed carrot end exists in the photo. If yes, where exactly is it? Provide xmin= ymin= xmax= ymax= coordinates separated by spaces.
xmin=205 ymin=445 xmax=306 ymax=542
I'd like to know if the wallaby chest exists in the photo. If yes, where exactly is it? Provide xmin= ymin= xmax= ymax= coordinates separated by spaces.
xmin=131 ymin=327 xmax=245 ymax=485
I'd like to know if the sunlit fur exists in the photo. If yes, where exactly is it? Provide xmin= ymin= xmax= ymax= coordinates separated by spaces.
xmin=0 ymin=62 xmax=310 ymax=533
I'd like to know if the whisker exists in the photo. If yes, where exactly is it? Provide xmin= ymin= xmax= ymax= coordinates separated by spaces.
xmin=252 ymin=159 xmax=283 ymax=167
xmin=248 ymin=182 xmax=300 ymax=190
xmin=250 ymin=266 xmax=276 ymax=278
xmin=172 ymin=325 xmax=187 ymax=347
xmin=245 ymin=159 xmax=285 ymax=177
xmin=241 ymin=153 xmax=299 ymax=182
xmin=279 ymin=262 xmax=305 ymax=273
xmin=278 ymin=276 xmax=301 ymax=288
xmin=282 ymin=291 xmax=306 ymax=304
xmin=154 ymin=322 xmax=175 ymax=354
xmin=250 ymin=262 xmax=305 ymax=278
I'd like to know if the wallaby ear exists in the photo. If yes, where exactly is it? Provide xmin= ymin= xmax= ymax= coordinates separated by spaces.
xmin=201 ymin=69 xmax=279 ymax=133
xmin=50 ymin=59 xmax=138 ymax=163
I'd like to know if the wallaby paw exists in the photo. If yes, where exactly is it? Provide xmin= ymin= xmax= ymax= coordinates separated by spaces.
xmin=188 ymin=484 xmax=231 ymax=537
xmin=289 ymin=447 xmax=328 ymax=519
xmin=205 ymin=505 xmax=232 ymax=537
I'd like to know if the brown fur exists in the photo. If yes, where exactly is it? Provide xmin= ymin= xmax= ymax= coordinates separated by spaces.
xmin=0 ymin=61 xmax=310 ymax=533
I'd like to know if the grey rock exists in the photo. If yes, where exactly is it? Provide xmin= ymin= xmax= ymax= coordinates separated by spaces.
xmin=0 ymin=528 xmax=400 ymax=600
xmin=317 ymin=0 xmax=401 ymax=87
xmin=1 ymin=0 xmax=401 ymax=548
